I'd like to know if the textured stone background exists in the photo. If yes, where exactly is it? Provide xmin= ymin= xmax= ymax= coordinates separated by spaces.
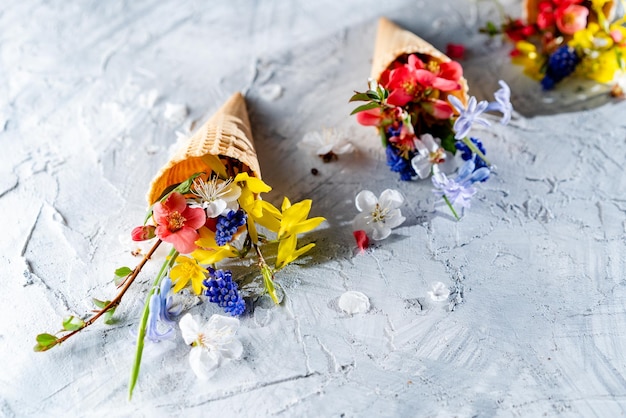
xmin=2 ymin=0 xmax=626 ymax=416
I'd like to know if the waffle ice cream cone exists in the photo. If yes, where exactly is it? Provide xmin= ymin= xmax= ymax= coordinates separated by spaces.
xmin=370 ymin=17 xmax=469 ymax=105
xmin=147 ymin=92 xmax=260 ymax=205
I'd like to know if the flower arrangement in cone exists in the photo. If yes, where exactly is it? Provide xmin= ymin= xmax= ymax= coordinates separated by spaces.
xmin=350 ymin=18 xmax=512 ymax=227
xmin=34 ymin=92 xmax=324 ymax=397
xmin=483 ymin=0 xmax=626 ymax=93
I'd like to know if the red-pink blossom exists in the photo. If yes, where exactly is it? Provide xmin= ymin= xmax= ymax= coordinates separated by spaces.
xmin=446 ymin=43 xmax=466 ymax=60
xmin=555 ymin=4 xmax=588 ymax=35
xmin=356 ymin=108 xmax=383 ymax=126
xmin=353 ymin=230 xmax=369 ymax=252
xmin=421 ymin=99 xmax=455 ymax=120
xmin=153 ymin=192 xmax=206 ymax=254
xmin=131 ymin=225 xmax=156 ymax=241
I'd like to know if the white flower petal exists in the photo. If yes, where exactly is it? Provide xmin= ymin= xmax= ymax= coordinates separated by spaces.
xmin=222 ymin=184 xmax=241 ymax=202
xmin=220 ymin=338 xmax=243 ymax=360
xmin=378 ymin=189 xmax=404 ymax=209
xmin=207 ymin=314 xmax=240 ymax=336
xmin=189 ymin=346 xmax=219 ymax=380
xmin=179 ymin=313 xmax=200 ymax=345
xmin=333 ymin=142 xmax=355 ymax=155
xmin=205 ymin=200 xmax=227 ymax=218
xmin=384 ymin=209 xmax=406 ymax=230
xmin=419 ymin=133 xmax=439 ymax=152
xmin=352 ymin=213 xmax=374 ymax=235
xmin=355 ymin=190 xmax=377 ymax=212
xmin=370 ymin=223 xmax=392 ymax=241
xmin=411 ymin=155 xmax=432 ymax=179
xmin=414 ymin=138 xmax=428 ymax=156
xmin=338 ymin=291 xmax=370 ymax=314
xmin=316 ymin=144 xmax=335 ymax=156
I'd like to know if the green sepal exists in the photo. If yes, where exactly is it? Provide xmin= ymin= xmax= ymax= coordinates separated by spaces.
xmin=62 ymin=316 xmax=85 ymax=332
xmin=350 ymin=102 xmax=380 ymax=115
xmin=34 ymin=333 xmax=58 ymax=352
xmin=479 ymin=21 xmax=500 ymax=37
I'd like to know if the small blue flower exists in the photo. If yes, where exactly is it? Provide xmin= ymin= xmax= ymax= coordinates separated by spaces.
xmin=432 ymin=158 xmax=490 ymax=211
xmin=541 ymin=46 xmax=580 ymax=90
xmin=449 ymin=95 xmax=491 ymax=139
xmin=455 ymin=138 xmax=488 ymax=171
xmin=485 ymin=80 xmax=513 ymax=125
xmin=215 ymin=210 xmax=247 ymax=246
xmin=385 ymin=145 xmax=416 ymax=181
xmin=146 ymin=277 xmax=181 ymax=342
xmin=386 ymin=124 xmax=402 ymax=138
xmin=203 ymin=268 xmax=246 ymax=316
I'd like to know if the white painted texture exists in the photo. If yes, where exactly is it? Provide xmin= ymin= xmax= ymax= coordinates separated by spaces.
xmin=2 ymin=0 xmax=626 ymax=416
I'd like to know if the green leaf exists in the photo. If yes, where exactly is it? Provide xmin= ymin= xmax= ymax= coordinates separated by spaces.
xmin=62 ymin=316 xmax=85 ymax=331
xmin=441 ymin=132 xmax=457 ymax=154
xmin=143 ymin=207 xmax=154 ymax=225
xmin=115 ymin=267 xmax=132 ymax=277
xmin=350 ymin=102 xmax=380 ymax=115
xmin=34 ymin=333 xmax=58 ymax=352
xmin=349 ymin=92 xmax=371 ymax=102
xmin=479 ymin=21 xmax=500 ymax=37
xmin=171 ymin=172 xmax=204 ymax=195
xmin=92 ymin=298 xmax=108 ymax=309
xmin=104 ymin=305 xmax=117 ymax=325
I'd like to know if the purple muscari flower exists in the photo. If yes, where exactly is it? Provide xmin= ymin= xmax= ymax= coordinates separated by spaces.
xmin=432 ymin=158 xmax=490 ymax=210
xmin=145 ymin=277 xmax=181 ymax=342
xmin=449 ymin=95 xmax=490 ymax=140
xmin=215 ymin=210 xmax=247 ymax=246
xmin=485 ymin=80 xmax=513 ymax=125
xmin=385 ymin=145 xmax=416 ymax=181
xmin=203 ymin=268 xmax=246 ymax=316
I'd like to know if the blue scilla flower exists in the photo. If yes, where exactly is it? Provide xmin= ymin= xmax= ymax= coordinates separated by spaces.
xmin=541 ymin=46 xmax=580 ymax=90
xmin=215 ymin=209 xmax=247 ymax=246
xmin=145 ymin=277 xmax=181 ymax=342
xmin=386 ymin=145 xmax=416 ymax=181
xmin=386 ymin=123 xmax=402 ymax=138
xmin=485 ymin=80 xmax=513 ymax=125
xmin=449 ymin=95 xmax=491 ymax=139
xmin=455 ymin=138 xmax=488 ymax=171
xmin=432 ymin=158 xmax=491 ymax=211
xmin=203 ymin=268 xmax=246 ymax=316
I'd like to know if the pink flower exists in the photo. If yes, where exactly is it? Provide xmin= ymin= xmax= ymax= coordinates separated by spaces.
xmin=386 ymin=55 xmax=461 ymax=107
xmin=421 ymin=99 xmax=454 ymax=120
xmin=356 ymin=107 xmax=383 ymax=126
xmin=153 ymin=192 xmax=206 ymax=254
xmin=131 ymin=225 xmax=156 ymax=241
xmin=555 ymin=4 xmax=588 ymax=35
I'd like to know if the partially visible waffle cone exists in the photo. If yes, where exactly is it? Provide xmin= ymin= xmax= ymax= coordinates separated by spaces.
xmin=147 ymin=92 xmax=260 ymax=205
xmin=370 ymin=17 xmax=469 ymax=105
xmin=524 ymin=0 xmax=616 ymax=26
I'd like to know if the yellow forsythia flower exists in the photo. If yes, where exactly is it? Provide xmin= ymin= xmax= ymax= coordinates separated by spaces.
xmin=169 ymin=255 xmax=207 ymax=295
xmin=191 ymin=227 xmax=238 ymax=265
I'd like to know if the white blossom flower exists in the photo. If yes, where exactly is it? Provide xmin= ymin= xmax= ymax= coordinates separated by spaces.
xmin=411 ymin=133 xmax=446 ymax=179
xmin=352 ymin=189 xmax=405 ymax=240
xmin=179 ymin=313 xmax=243 ymax=380
xmin=301 ymin=128 xmax=355 ymax=157
xmin=191 ymin=177 xmax=241 ymax=218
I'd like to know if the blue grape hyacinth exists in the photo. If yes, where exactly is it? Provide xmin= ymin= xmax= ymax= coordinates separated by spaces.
xmin=215 ymin=209 xmax=247 ymax=246
xmin=203 ymin=268 xmax=246 ymax=316
xmin=541 ymin=46 xmax=580 ymax=90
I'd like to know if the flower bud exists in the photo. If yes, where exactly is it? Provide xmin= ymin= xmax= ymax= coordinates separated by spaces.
xmin=131 ymin=225 xmax=156 ymax=241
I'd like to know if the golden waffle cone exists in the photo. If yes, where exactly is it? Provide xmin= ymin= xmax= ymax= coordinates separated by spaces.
xmin=370 ymin=17 xmax=469 ymax=105
xmin=524 ymin=0 xmax=616 ymax=26
xmin=147 ymin=92 xmax=260 ymax=205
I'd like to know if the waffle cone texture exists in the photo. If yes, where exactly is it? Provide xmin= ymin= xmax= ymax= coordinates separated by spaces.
xmin=371 ymin=17 xmax=469 ymax=105
xmin=147 ymin=92 xmax=260 ymax=205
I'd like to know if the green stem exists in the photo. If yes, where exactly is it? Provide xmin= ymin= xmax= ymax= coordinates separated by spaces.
xmin=128 ymin=248 xmax=178 ymax=400
xmin=443 ymin=195 xmax=461 ymax=221
xmin=254 ymin=244 xmax=279 ymax=304
xmin=461 ymin=136 xmax=491 ymax=167
xmin=379 ymin=126 xmax=388 ymax=148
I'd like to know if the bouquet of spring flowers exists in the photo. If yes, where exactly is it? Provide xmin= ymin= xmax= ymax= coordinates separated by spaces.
xmin=34 ymin=92 xmax=325 ymax=397
xmin=484 ymin=0 xmax=626 ymax=92
xmin=351 ymin=18 xmax=512 ymax=221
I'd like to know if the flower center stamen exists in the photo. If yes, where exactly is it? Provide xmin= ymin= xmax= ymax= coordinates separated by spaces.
xmin=429 ymin=148 xmax=446 ymax=164
xmin=371 ymin=203 xmax=390 ymax=223
xmin=168 ymin=211 xmax=186 ymax=231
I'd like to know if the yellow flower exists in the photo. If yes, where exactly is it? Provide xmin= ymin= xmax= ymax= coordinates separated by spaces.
xmin=169 ymin=255 xmax=207 ymax=294
xmin=578 ymin=48 xmax=623 ymax=83
xmin=233 ymin=172 xmax=281 ymax=240
xmin=511 ymin=41 xmax=545 ymax=81
xmin=276 ymin=234 xmax=316 ymax=269
xmin=277 ymin=197 xmax=325 ymax=240
xmin=274 ymin=197 xmax=325 ymax=269
xmin=191 ymin=227 xmax=238 ymax=265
